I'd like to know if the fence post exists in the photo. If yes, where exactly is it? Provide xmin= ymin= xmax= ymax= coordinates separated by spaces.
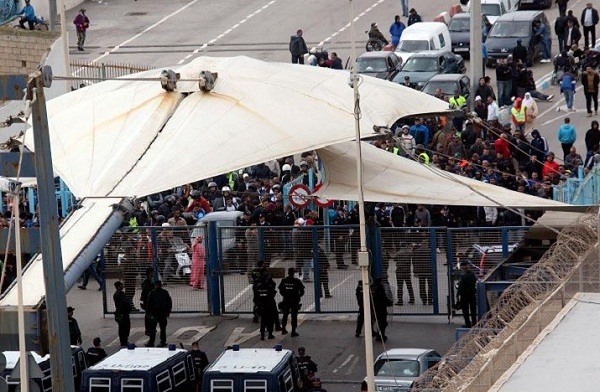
xmin=477 ymin=280 xmax=487 ymax=319
xmin=368 ymin=224 xmax=382 ymax=278
xmin=429 ymin=229 xmax=439 ymax=314
xmin=312 ymin=226 xmax=320 ymax=313
xmin=258 ymin=226 xmax=265 ymax=262
xmin=446 ymin=229 xmax=455 ymax=320
xmin=150 ymin=227 xmax=159 ymax=281
xmin=101 ymin=63 xmax=107 ymax=81
xmin=100 ymin=250 xmax=107 ymax=316
xmin=501 ymin=228 xmax=509 ymax=258
xmin=207 ymin=221 xmax=221 ymax=315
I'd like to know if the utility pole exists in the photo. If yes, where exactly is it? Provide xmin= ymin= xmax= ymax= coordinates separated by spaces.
xmin=469 ymin=0 xmax=482 ymax=112
xmin=28 ymin=68 xmax=75 ymax=392
xmin=48 ymin=0 xmax=57 ymax=32
xmin=349 ymin=1 xmax=376 ymax=391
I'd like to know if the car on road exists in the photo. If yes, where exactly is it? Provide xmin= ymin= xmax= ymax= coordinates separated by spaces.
xmin=356 ymin=51 xmax=403 ymax=81
xmin=518 ymin=0 xmax=551 ymax=10
xmin=361 ymin=348 xmax=442 ymax=392
xmin=464 ymin=0 xmax=521 ymax=24
xmin=392 ymin=50 xmax=466 ymax=89
xmin=448 ymin=13 xmax=492 ymax=58
xmin=394 ymin=22 xmax=452 ymax=64
xmin=421 ymin=74 xmax=471 ymax=101
xmin=485 ymin=10 xmax=549 ymax=67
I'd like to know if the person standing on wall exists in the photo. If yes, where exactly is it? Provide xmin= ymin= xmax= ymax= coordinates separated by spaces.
xmin=73 ymin=8 xmax=90 ymax=51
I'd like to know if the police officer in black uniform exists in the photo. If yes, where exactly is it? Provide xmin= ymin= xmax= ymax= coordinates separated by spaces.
xmin=457 ymin=261 xmax=477 ymax=328
xmin=256 ymin=274 xmax=278 ymax=340
xmin=296 ymin=347 xmax=318 ymax=391
xmin=140 ymin=267 xmax=154 ymax=337
xmin=86 ymin=337 xmax=107 ymax=366
xmin=145 ymin=280 xmax=173 ymax=347
xmin=113 ymin=281 xmax=132 ymax=347
xmin=190 ymin=341 xmax=209 ymax=389
xmin=278 ymin=267 xmax=305 ymax=337
xmin=250 ymin=260 xmax=268 ymax=323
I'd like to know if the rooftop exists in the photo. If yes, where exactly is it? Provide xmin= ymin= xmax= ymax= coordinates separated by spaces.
xmin=89 ymin=347 xmax=187 ymax=372
xmin=208 ymin=348 xmax=292 ymax=374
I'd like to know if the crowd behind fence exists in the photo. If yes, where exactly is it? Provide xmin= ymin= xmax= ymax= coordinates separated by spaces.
xmin=100 ymin=224 xmax=527 ymax=317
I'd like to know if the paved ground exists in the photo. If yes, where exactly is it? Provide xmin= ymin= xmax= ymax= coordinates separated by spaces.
xmin=54 ymin=0 xmax=598 ymax=389
xmin=69 ymin=284 xmax=457 ymax=391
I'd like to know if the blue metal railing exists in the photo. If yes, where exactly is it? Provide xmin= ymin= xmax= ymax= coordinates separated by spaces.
xmin=554 ymin=165 xmax=600 ymax=205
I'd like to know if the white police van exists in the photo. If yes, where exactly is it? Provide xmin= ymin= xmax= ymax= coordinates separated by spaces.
xmin=1 ymin=346 xmax=87 ymax=392
xmin=79 ymin=345 xmax=195 ymax=392
xmin=201 ymin=345 xmax=301 ymax=392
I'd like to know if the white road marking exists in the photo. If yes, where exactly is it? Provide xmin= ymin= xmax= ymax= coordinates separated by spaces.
xmin=317 ymin=0 xmax=385 ymax=48
xmin=225 ymin=326 xmax=261 ymax=347
xmin=347 ymin=355 xmax=361 ymax=375
xmin=333 ymin=354 xmax=355 ymax=373
xmin=107 ymin=326 xmax=214 ymax=347
xmin=175 ymin=0 xmax=280 ymax=63
xmin=89 ymin=0 xmax=203 ymax=65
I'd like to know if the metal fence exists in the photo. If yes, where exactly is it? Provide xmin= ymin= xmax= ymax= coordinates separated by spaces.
xmin=100 ymin=225 xmax=527 ymax=317
xmin=69 ymin=60 xmax=151 ymax=90
xmin=412 ymin=213 xmax=598 ymax=392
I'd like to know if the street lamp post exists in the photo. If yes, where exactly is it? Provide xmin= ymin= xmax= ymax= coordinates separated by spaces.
xmin=469 ymin=0 xmax=483 ymax=112
xmin=349 ymin=1 xmax=376 ymax=391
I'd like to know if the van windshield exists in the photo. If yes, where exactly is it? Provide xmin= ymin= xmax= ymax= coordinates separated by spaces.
xmin=397 ymin=40 xmax=430 ymax=52
xmin=448 ymin=18 xmax=469 ymax=32
xmin=481 ymin=4 xmax=501 ymax=16
xmin=489 ymin=21 xmax=530 ymax=38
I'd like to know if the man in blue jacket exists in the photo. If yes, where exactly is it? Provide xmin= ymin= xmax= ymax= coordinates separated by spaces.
xmin=18 ymin=0 xmax=36 ymax=30
xmin=557 ymin=117 xmax=577 ymax=160
xmin=389 ymin=15 xmax=406 ymax=48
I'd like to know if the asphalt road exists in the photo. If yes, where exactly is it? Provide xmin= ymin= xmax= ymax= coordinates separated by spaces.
xmin=59 ymin=0 xmax=598 ymax=390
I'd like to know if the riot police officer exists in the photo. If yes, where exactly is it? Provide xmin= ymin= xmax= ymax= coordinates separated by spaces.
xmin=278 ymin=267 xmax=305 ymax=336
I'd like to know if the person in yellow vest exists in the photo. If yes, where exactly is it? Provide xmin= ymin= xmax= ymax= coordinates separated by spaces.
xmin=415 ymin=144 xmax=430 ymax=165
xmin=510 ymin=97 xmax=527 ymax=133
xmin=449 ymin=90 xmax=467 ymax=132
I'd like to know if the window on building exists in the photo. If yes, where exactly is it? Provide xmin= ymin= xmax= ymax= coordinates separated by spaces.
xmin=121 ymin=378 xmax=143 ymax=392
xmin=89 ymin=377 xmax=111 ymax=392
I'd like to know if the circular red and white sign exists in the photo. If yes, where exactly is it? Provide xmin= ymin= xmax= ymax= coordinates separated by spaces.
xmin=312 ymin=183 xmax=333 ymax=208
xmin=288 ymin=184 xmax=310 ymax=208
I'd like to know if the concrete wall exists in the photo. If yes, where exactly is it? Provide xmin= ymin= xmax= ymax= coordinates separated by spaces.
xmin=0 ymin=27 xmax=60 ymax=76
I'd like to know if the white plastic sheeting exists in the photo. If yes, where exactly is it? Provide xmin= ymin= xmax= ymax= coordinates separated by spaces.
xmin=0 ymin=197 xmax=130 ymax=307
xmin=315 ymin=141 xmax=573 ymax=209
xmin=22 ymin=56 xmax=450 ymax=198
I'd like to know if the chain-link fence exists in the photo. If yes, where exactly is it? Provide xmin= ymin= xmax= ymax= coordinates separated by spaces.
xmin=102 ymin=226 xmax=208 ymax=314
xmin=100 ymin=225 xmax=527 ymax=317
xmin=412 ymin=213 xmax=598 ymax=392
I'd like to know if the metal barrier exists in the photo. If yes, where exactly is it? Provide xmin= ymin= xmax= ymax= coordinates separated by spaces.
xmin=554 ymin=165 xmax=600 ymax=205
xmin=102 ymin=226 xmax=209 ymax=314
xmin=69 ymin=60 xmax=151 ymax=90
xmin=412 ymin=213 xmax=598 ymax=392
xmin=100 ymin=224 xmax=527 ymax=316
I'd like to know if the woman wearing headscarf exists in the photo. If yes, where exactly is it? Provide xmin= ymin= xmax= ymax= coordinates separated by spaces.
xmin=523 ymin=92 xmax=538 ymax=135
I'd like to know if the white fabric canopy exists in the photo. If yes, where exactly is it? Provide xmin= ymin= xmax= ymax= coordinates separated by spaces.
xmin=315 ymin=141 xmax=573 ymax=210
xmin=23 ymin=56 xmax=450 ymax=198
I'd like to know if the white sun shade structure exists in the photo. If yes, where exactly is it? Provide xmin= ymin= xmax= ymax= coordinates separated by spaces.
xmin=315 ymin=141 xmax=576 ymax=210
xmin=22 ymin=55 xmax=451 ymax=199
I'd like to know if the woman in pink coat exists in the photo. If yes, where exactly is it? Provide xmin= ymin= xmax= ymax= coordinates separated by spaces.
xmin=190 ymin=235 xmax=206 ymax=289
